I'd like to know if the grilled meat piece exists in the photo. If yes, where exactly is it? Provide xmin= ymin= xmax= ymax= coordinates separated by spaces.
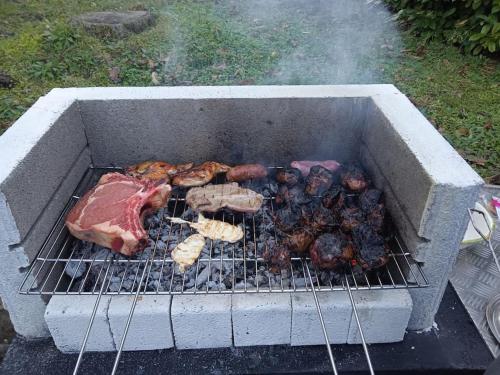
xmin=263 ymin=243 xmax=291 ymax=272
xmin=275 ymin=168 xmax=302 ymax=186
xmin=359 ymin=189 xmax=383 ymax=212
xmin=126 ymin=160 xmax=193 ymax=181
xmin=301 ymin=202 xmax=335 ymax=234
xmin=353 ymin=223 xmax=389 ymax=270
xmin=172 ymin=234 xmax=206 ymax=272
xmin=291 ymin=160 xmax=341 ymax=177
xmin=341 ymin=165 xmax=368 ymax=192
xmin=272 ymin=204 xmax=301 ymax=233
xmin=339 ymin=207 xmax=364 ymax=233
xmin=275 ymin=184 xmax=311 ymax=207
xmin=186 ymin=183 xmax=264 ymax=213
xmin=366 ymin=204 xmax=385 ymax=232
xmin=168 ymin=214 xmax=243 ymax=243
xmin=310 ymin=233 xmax=355 ymax=270
xmin=305 ymin=166 xmax=334 ymax=196
xmin=321 ymin=185 xmax=342 ymax=209
xmin=226 ymin=164 xmax=268 ymax=182
xmin=283 ymin=229 xmax=315 ymax=255
xmin=172 ymin=162 xmax=231 ymax=187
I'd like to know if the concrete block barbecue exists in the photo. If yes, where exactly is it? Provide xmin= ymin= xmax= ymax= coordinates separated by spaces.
xmin=0 ymin=86 xmax=482 ymax=352
xmin=108 ymin=295 xmax=173 ymax=351
xmin=171 ymin=294 xmax=232 ymax=349
xmin=347 ymin=290 xmax=412 ymax=344
xmin=45 ymin=295 xmax=115 ymax=352
xmin=291 ymin=292 xmax=352 ymax=345
xmin=232 ymin=293 xmax=291 ymax=347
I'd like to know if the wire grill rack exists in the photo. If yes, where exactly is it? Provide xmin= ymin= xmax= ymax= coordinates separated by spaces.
xmin=20 ymin=167 xmax=429 ymax=296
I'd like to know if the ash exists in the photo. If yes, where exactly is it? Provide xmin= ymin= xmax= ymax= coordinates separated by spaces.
xmin=65 ymin=181 xmax=346 ymax=293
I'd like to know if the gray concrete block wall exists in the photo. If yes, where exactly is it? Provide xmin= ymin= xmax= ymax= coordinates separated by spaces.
xmin=79 ymin=97 xmax=368 ymax=167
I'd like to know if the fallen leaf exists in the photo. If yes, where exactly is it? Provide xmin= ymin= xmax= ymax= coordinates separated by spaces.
xmin=484 ymin=121 xmax=493 ymax=130
xmin=487 ymin=174 xmax=500 ymax=185
xmin=151 ymin=71 xmax=161 ymax=85
xmin=465 ymin=156 xmax=487 ymax=166
xmin=108 ymin=67 xmax=120 ymax=83
xmin=147 ymin=59 xmax=157 ymax=70
xmin=455 ymin=127 xmax=470 ymax=137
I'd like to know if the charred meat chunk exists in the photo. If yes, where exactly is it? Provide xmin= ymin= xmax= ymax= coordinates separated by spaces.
xmin=275 ymin=168 xmax=302 ymax=186
xmin=283 ymin=229 xmax=315 ymax=255
xmin=353 ymin=224 xmax=389 ymax=270
xmin=263 ymin=243 xmax=291 ymax=272
xmin=359 ymin=189 xmax=383 ymax=212
xmin=366 ymin=204 xmax=385 ymax=232
xmin=341 ymin=165 xmax=368 ymax=192
xmin=339 ymin=207 xmax=364 ymax=233
xmin=310 ymin=233 xmax=355 ymax=270
xmin=272 ymin=204 xmax=301 ymax=233
xmin=301 ymin=203 xmax=335 ymax=234
xmin=291 ymin=160 xmax=341 ymax=177
xmin=321 ymin=185 xmax=342 ymax=209
xmin=305 ymin=166 xmax=334 ymax=196
xmin=275 ymin=184 xmax=311 ymax=206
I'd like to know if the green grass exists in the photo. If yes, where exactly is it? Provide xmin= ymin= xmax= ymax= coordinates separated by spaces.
xmin=0 ymin=0 xmax=498 ymax=179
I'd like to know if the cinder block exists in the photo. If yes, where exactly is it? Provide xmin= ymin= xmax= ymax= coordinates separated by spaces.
xmin=171 ymin=294 xmax=232 ymax=349
xmin=347 ymin=290 xmax=412 ymax=344
xmin=0 ymin=101 xmax=87 ymax=240
xmin=232 ymin=293 xmax=291 ymax=347
xmin=45 ymin=295 xmax=115 ymax=352
xmin=291 ymin=292 xmax=351 ymax=346
xmin=108 ymin=295 xmax=173 ymax=351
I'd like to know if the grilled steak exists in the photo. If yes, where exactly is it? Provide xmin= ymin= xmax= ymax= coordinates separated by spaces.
xmin=172 ymin=161 xmax=231 ymax=187
xmin=66 ymin=173 xmax=171 ymax=256
xmin=226 ymin=164 xmax=268 ymax=182
xmin=186 ymin=183 xmax=264 ymax=213
xmin=126 ymin=160 xmax=193 ymax=181
xmin=291 ymin=160 xmax=340 ymax=177
xmin=310 ymin=232 xmax=355 ymax=270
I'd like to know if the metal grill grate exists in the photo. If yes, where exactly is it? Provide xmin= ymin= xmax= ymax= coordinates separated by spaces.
xmin=20 ymin=167 xmax=429 ymax=296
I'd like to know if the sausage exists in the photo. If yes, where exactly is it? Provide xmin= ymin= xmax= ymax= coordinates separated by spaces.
xmin=226 ymin=164 xmax=268 ymax=182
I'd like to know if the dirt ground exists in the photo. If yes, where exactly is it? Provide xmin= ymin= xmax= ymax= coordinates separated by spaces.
xmin=0 ymin=299 xmax=15 ymax=363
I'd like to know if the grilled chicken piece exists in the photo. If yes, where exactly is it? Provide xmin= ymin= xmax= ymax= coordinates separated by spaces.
xmin=172 ymin=234 xmax=206 ymax=272
xmin=126 ymin=161 xmax=194 ymax=181
xmin=305 ymin=166 xmax=334 ymax=196
xmin=226 ymin=164 xmax=268 ymax=182
xmin=310 ymin=232 xmax=355 ymax=270
xmin=291 ymin=160 xmax=341 ymax=177
xmin=341 ymin=165 xmax=368 ymax=192
xmin=272 ymin=204 xmax=302 ymax=233
xmin=283 ymin=229 xmax=315 ymax=255
xmin=168 ymin=214 xmax=243 ymax=243
xmin=186 ymin=183 xmax=264 ymax=213
xmin=301 ymin=202 xmax=335 ymax=234
xmin=275 ymin=184 xmax=311 ymax=207
xmin=263 ymin=243 xmax=291 ymax=272
xmin=321 ymin=186 xmax=342 ymax=209
xmin=172 ymin=162 xmax=231 ymax=187
xmin=339 ymin=207 xmax=364 ymax=233
xmin=275 ymin=168 xmax=302 ymax=186
xmin=353 ymin=223 xmax=389 ymax=270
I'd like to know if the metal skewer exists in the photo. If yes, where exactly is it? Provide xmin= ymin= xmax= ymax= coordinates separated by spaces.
xmin=345 ymin=274 xmax=375 ymax=375
xmin=304 ymin=262 xmax=338 ymax=375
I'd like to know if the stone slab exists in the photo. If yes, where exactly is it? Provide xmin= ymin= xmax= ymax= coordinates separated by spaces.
xmin=108 ymin=295 xmax=173 ymax=351
xmin=347 ymin=290 xmax=412 ymax=344
xmin=291 ymin=292 xmax=351 ymax=346
xmin=171 ymin=294 xmax=232 ymax=349
xmin=232 ymin=293 xmax=291 ymax=347
xmin=45 ymin=295 xmax=115 ymax=352
xmin=72 ymin=11 xmax=154 ymax=37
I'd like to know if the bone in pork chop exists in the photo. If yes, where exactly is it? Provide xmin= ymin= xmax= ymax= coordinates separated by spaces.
xmin=66 ymin=173 xmax=171 ymax=256
xmin=172 ymin=161 xmax=231 ymax=187
xmin=186 ymin=183 xmax=264 ymax=213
